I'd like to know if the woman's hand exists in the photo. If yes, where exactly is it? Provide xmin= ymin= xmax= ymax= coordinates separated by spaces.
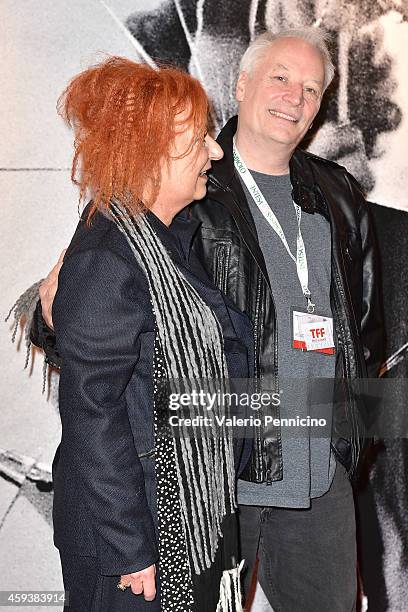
xmin=39 ymin=249 xmax=66 ymax=330
xmin=120 ymin=563 xmax=156 ymax=601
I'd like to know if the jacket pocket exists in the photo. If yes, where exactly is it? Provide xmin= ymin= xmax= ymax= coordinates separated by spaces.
xmin=213 ymin=241 xmax=231 ymax=294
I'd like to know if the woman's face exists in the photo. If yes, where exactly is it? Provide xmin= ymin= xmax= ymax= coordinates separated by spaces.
xmin=151 ymin=121 xmax=223 ymax=224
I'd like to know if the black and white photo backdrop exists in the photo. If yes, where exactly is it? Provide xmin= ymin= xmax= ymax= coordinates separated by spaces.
xmin=1 ymin=2 xmax=407 ymax=610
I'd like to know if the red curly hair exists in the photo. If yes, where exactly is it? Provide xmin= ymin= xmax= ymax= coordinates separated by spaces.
xmin=57 ymin=56 xmax=209 ymax=220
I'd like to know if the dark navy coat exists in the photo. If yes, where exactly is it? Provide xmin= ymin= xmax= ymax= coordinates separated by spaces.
xmin=52 ymin=208 xmax=254 ymax=576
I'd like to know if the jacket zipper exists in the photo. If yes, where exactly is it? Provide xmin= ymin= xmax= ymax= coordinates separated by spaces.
xmin=215 ymin=243 xmax=229 ymax=293
xmin=252 ymin=274 xmax=264 ymax=478
xmin=332 ymin=255 xmax=360 ymax=474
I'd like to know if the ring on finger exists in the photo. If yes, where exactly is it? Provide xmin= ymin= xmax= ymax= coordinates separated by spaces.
xmin=117 ymin=581 xmax=130 ymax=591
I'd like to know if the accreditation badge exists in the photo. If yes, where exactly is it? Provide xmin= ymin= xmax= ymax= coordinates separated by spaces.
xmin=292 ymin=310 xmax=335 ymax=355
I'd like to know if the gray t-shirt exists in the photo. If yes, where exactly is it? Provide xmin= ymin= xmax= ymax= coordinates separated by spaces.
xmin=237 ymin=170 xmax=336 ymax=508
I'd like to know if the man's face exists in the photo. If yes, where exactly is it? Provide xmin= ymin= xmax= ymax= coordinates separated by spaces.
xmin=236 ymin=37 xmax=325 ymax=152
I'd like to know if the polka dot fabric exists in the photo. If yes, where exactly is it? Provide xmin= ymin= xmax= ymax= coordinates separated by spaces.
xmin=154 ymin=336 xmax=194 ymax=611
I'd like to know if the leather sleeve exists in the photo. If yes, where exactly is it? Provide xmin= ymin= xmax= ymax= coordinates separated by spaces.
xmin=53 ymin=247 xmax=158 ymax=575
xmin=347 ymin=173 xmax=385 ymax=378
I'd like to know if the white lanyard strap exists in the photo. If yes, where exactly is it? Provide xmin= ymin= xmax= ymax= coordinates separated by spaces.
xmin=233 ymin=140 xmax=315 ymax=313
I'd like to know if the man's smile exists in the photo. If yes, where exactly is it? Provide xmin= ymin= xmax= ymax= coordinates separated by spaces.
xmin=268 ymin=109 xmax=299 ymax=122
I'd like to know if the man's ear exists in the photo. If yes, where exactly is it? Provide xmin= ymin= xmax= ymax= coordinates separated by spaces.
xmin=236 ymin=71 xmax=248 ymax=102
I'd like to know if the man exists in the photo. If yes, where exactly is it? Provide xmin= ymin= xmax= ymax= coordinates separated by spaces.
xmin=38 ymin=27 xmax=383 ymax=612
xmin=189 ymin=27 xmax=383 ymax=612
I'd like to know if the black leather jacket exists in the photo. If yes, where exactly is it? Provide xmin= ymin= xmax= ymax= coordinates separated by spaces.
xmin=190 ymin=116 xmax=384 ymax=482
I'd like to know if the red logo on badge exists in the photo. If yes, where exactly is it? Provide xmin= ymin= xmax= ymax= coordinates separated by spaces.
xmin=310 ymin=327 xmax=325 ymax=339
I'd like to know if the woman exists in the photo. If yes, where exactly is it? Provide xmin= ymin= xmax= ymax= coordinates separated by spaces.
xmin=44 ymin=57 xmax=252 ymax=611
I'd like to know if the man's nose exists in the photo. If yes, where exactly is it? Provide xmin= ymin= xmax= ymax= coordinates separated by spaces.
xmin=283 ymin=83 xmax=303 ymax=106
xmin=205 ymin=134 xmax=224 ymax=160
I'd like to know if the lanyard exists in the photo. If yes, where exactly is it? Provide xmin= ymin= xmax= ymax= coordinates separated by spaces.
xmin=233 ymin=140 xmax=315 ymax=314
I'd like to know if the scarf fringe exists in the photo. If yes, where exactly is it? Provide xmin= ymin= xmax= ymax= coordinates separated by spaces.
xmin=216 ymin=560 xmax=245 ymax=612
xmin=6 ymin=280 xmax=43 ymax=369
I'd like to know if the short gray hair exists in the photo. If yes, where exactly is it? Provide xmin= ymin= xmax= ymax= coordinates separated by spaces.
xmin=239 ymin=27 xmax=335 ymax=92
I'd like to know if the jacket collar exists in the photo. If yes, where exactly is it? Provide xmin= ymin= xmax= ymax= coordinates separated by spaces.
xmin=147 ymin=211 xmax=248 ymax=329
xmin=212 ymin=115 xmax=328 ymax=219
xmin=147 ymin=210 xmax=201 ymax=266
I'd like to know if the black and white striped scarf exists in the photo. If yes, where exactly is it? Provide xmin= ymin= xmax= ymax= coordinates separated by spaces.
xmin=110 ymin=201 xmax=242 ymax=611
